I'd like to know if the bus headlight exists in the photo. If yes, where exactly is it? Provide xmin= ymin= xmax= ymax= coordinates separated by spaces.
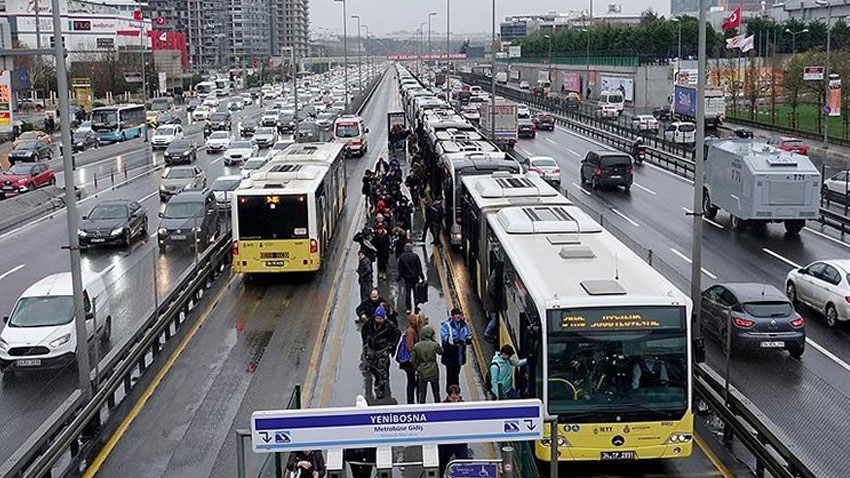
xmin=665 ymin=433 xmax=692 ymax=444
xmin=540 ymin=436 xmax=568 ymax=447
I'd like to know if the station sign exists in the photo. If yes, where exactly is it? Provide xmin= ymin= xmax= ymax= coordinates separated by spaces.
xmin=804 ymin=66 xmax=824 ymax=81
xmin=251 ymin=399 xmax=543 ymax=453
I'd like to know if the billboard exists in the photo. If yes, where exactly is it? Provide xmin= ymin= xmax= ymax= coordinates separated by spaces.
xmin=0 ymin=70 xmax=12 ymax=134
xmin=562 ymin=73 xmax=581 ymax=93
xmin=828 ymin=77 xmax=841 ymax=117
xmin=804 ymin=66 xmax=824 ymax=81
xmin=600 ymin=76 xmax=634 ymax=101
xmin=385 ymin=53 xmax=467 ymax=60
xmin=508 ymin=46 xmax=521 ymax=58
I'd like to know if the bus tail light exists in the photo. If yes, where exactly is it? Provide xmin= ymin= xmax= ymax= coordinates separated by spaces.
xmin=231 ymin=241 xmax=239 ymax=256
xmin=310 ymin=238 xmax=318 ymax=253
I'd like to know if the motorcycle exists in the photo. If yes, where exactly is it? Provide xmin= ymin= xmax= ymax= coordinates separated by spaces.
xmin=632 ymin=140 xmax=646 ymax=165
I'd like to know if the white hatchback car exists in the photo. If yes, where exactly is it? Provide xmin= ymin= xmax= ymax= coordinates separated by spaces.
xmin=205 ymin=131 xmax=232 ymax=153
xmin=631 ymin=114 xmax=659 ymax=132
xmin=822 ymin=170 xmax=850 ymax=202
xmin=151 ymin=124 xmax=184 ymax=149
xmin=786 ymin=260 xmax=850 ymax=327
xmin=224 ymin=140 xmax=258 ymax=166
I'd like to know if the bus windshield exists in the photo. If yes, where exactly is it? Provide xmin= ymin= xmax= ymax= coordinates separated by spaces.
xmin=545 ymin=306 xmax=687 ymax=422
xmin=196 ymin=83 xmax=214 ymax=95
xmin=91 ymin=109 xmax=119 ymax=131
xmin=237 ymin=195 xmax=308 ymax=240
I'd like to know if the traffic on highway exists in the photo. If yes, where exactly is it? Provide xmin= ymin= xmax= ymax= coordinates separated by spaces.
xmin=2 ymin=3 xmax=849 ymax=478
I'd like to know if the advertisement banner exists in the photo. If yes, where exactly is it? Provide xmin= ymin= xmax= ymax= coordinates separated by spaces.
xmin=588 ymin=70 xmax=596 ymax=94
xmin=804 ymin=66 xmax=825 ymax=81
xmin=0 ymin=70 xmax=12 ymax=134
xmin=385 ymin=53 xmax=467 ymax=60
xmin=508 ymin=46 xmax=521 ymax=58
xmin=828 ymin=77 xmax=841 ymax=117
xmin=562 ymin=73 xmax=581 ymax=93
xmin=158 ymin=71 xmax=167 ymax=94
xmin=600 ymin=76 xmax=634 ymax=101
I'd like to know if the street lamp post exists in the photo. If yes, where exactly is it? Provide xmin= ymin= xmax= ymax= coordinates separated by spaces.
xmin=428 ymin=12 xmax=437 ymax=65
xmin=816 ymin=0 xmax=831 ymax=147
xmin=363 ymin=25 xmax=371 ymax=80
xmin=586 ymin=0 xmax=593 ymax=99
xmin=334 ymin=0 xmax=349 ymax=108
xmin=690 ymin=0 xmax=708 ymax=339
xmin=491 ymin=0 xmax=496 ymax=142
xmin=545 ymin=34 xmax=552 ymax=75
xmin=420 ymin=22 xmax=426 ymax=63
xmin=671 ymin=17 xmax=682 ymax=74
xmin=446 ymin=0 xmax=451 ymax=102
xmin=282 ymin=47 xmax=298 ymax=142
xmin=784 ymin=28 xmax=809 ymax=53
xmin=352 ymin=14 xmax=363 ymax=94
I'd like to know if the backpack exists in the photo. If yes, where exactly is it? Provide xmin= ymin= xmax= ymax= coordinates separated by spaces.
xmin=484 ymin=360 xmax=500 ymax=399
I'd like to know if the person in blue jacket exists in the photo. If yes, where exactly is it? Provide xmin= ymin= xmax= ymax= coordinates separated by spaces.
xmin=440 ymin=307 xmax=472 ymax=391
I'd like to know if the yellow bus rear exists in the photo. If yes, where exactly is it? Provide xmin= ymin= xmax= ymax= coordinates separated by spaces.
xmin=232 ymin=193 xmax=321 ymax=273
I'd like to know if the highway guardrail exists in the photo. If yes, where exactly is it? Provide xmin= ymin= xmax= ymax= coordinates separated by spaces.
xmin=1 ymin=68 xmax=388 ymax=478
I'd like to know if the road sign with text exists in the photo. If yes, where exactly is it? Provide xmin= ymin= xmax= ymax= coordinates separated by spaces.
xmin=251 ymin=399 xmax=543 ymax=453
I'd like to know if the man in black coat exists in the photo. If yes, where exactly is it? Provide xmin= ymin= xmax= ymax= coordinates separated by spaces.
xmin=397 ymin=243 xmax=424 ymax=312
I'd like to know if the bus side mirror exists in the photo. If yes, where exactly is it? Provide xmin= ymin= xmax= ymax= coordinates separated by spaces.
xmin=693 ymin=337 xmax=705 ymax=363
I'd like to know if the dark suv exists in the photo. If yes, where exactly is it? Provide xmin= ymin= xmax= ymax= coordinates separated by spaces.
xmin=157 ymin=190 xmax=221 ymax=253
xmin=579 ymin=151 xmax=633 ymax=191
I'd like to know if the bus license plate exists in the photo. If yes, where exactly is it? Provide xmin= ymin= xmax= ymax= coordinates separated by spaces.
xmin=171 ymin=235 xmax=186 ymax=240
xmin=16 ymin=359 xmax=41 ymax=367
xmin=601 ymin=451 xmax=635 ymax=460
xmin=760 ymin=341 xmax=785 ymax=348
xmin=266 ymin=261 xmax=287 ymax=267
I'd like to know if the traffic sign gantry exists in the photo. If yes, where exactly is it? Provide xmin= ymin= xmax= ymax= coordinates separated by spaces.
xmin=251 ymin=399 xmax=544 ymax=453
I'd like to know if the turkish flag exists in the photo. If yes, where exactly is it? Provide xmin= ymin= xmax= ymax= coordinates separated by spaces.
xmin=722 ymin=6 xmax=741 ymax=31
xmin=132 ymin=9 xmax=143 ymax=21
xmin=154 ymin=16 xmax=166 ymax=27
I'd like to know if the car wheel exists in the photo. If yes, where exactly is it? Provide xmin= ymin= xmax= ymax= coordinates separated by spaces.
xmin=140 ymin=218 xmax=148 ymax=236
xmin=159 ymin=244 xmax=167 ymax=254
xmin=731 ymin=215 xmax=748 ymax=231
xmin=2 ymin=370 xmax=18 ymax=385
xmin=789 ymin=343 xmax=804 ymax=360
xmin=579 ymin=170 xmax=586 ymax=184
xmin=786 ymin=282 xmax=798 ymax=305
xmin=590 ymin=176 xmax=599 ymax=190
xmin=49 ymin=177 xmax=56 ymax=186
xmin=623 ymin=183 xmax=631 ymax=192
xmin=121 ymin=132 xmax=127 ymax=142
xmin=703 ymin=192 xmax=718 ymax=219
xmin=826 ymin=303 xmax=838 ymax=328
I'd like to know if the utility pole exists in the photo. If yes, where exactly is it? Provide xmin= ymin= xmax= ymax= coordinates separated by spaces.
xmin=446 ymin=0 xmax=451 ymax=102
xmin=352 ymin=14 xmax=362 ymax=94
xmin=334 ymin=0 xmax=349 ymax=108
xmin=816 ymin=0 xmax=832 ymax=148
xmin=50 ymin=0 xmax=92 ymax=401
xmin=690 ymin=0 xmax=708 ymax=339
xmin=138 ymin=0 xmax=149 ymax=142
xmin=428 ymin=12 xmax=437 ymax=65
xmin=490 ymin=0 xmax=496 ymax=142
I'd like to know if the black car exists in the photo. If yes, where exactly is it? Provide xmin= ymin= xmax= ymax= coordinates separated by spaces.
xmin=517 ymin=118 xmax=536 ymax=138
xmin=533 ymin=112 xmax=555 ymax=131
xmin=158 ymin=190 xmax=221 ymax=253
xmin=208 ymin=112 xmax=232 ymax=131
xmin=701 ymin=283 xmax=805 ymax=359
xmin=78 ymin=199 xmax=148 ymax=248
xmin=734 ymin=128 xmax=754 ymax=139
xmin=163 ymin=139 xmax=197 ymax=165
xmin=579 ymin=151 xmax=633 ymax=191
xmin=62 ymin=129 xmax=99 ymax=154
xmin=239 ymin=118 xmax=259 ymax=137
xmin=276 ymin=112 xmax=296 ymax=133
xmin=652 ymin=107 xmax=671 ymax=121
xmin=155 ymin=111 xmax=182 ymax=126
xmin=295 ymin=121 xmax=320 ymax=142
xmin=8 ymin=140 xmax=52 ymax=164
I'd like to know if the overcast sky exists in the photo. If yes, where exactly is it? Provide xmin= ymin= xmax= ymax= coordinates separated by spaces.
xmin=311 ymin=0 xmax=671 ymax=36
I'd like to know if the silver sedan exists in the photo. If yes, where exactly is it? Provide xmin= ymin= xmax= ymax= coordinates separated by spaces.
xmin=786 ymin=259 xmax=850 ymax=327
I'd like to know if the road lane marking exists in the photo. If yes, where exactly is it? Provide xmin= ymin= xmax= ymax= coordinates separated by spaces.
xmin=761 ymin=248 xmax=801 ymax=269
xmin=139 ymin=191 xmax=158 ymax=202
xmin=805 ymin=338 xmax=850 ymax=373
xmin=611 ymin=208 xmax=640 ymax=227
xmin=82 ymin=273 xmax=236 ymax=478
xmin=694 ymin=433 xmax=734 ymax=478
xmin=669 ymin=248 xmax=718 ymax=279
xmin=682 ymin=207 xmax=725 ymax=229
xmin=98 ymin=263 xmax=117 ymax=276
xmin=564 ymin=147 xmax=581 ymax=157
xmin=571 ymin=183 xmax=592 ymax=196
xmin=544 ymin=137 xmax=558 ymax=145
xmin=0 ymin=264 xmax=25 ymax=281
xmin=633 ymin=182 xmax=657 ymax=195
xmin=804 ymin=226 xmax=850 ymax=249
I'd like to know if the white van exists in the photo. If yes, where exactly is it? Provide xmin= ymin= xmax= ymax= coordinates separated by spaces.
xmin=598 ymin=89 xmax=625 ymax=115
xmin=0 ymin=272 xmax=111 ymax=375
xmin=333 ymin=115 xmax=369 ymax=157
xmin=495 ymin=72 xmax=508 ymax=84
xmin=664 ymin=121 xmax=696 ymax=144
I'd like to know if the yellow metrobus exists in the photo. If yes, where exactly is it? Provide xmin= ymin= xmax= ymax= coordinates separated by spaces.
xmin=231 ymin=143 xmax=346 ymax=274
xmin=467 ymin=198 xmax=694 ymax=462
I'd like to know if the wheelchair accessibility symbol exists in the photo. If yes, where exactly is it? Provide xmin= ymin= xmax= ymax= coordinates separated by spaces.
xmin=275 ymin=431 xmax=292 ymax=443
xmin=503 ymin=421 xmax=520 ymax=433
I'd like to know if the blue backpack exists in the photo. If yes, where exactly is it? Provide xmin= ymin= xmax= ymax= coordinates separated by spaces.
xmin=395 ymin=335 xmax=411 ymax=364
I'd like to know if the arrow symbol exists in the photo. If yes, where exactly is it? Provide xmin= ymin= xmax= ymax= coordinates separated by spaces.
xmin=260 ymin=431 xmax=272 ymax=443
xmin=524 ymin=420 xmax=537 ymax=431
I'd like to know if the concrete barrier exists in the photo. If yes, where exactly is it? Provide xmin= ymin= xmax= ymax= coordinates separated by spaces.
xmin=0 ymin=186 xmax=79 ymax=234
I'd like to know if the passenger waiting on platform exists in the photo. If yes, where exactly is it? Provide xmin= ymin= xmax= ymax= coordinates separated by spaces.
xmin=438 ymin=385 xmax=469 ymax=476
xmin=440 ymin=308 xmax=472 ymax=390
xmin=412 ymin=324 xmax=443 ymax=403
xmin=286 ymin=450 xmax=326 ymax=478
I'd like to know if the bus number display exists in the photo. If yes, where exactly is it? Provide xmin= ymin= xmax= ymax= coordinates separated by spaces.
xmin=550 ymin=307 xmax=685 ymax=332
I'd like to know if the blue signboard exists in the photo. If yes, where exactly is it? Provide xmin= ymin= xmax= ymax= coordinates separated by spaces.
xmin=252 ymin=399 xmax=544 ymax=453
xmin=447 ymin=462 xmax=499 ymax=478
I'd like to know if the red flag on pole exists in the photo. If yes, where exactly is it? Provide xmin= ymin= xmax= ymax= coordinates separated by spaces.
xmin=132 ymin=9 xmax=143 ymax=21
xmin=722 ymin=6 xmax=741 ymax=31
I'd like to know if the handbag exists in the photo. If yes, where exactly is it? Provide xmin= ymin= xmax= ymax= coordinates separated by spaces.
xmin=415 ymin=280 xmax=429 ymax=305
xmin=395 ymin=334 xmax=411 ymax=364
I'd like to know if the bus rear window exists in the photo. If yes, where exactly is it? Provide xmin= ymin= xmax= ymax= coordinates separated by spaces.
xmin=335 ymin=124 xmax=360 ymax=138
xmin=237 ymin=195 xmax=308 ymax=240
